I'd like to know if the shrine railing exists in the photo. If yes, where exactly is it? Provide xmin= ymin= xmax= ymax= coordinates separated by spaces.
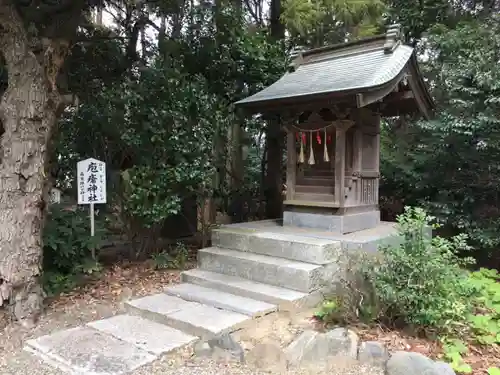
xmin=352 ymin=172 xmax=379 ymax=205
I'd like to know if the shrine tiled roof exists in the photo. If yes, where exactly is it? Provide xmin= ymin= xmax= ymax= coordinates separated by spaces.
xmin=235 ymin=25 xmax=431 ymax=113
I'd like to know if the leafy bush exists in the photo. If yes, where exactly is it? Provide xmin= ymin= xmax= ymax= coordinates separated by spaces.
xmin=150 ymin=242 xmax=189 ymax=270
xmin=43 ymin=204 xmax=106 ymax=273
xmin=315 ymin=207 xmax=476 ymax=329
xmin=315 ymin=207 xmax=500 ymax=372
xmin=441 ymin=268 xmax=500 ymax=373
xmin=42 ymin=204 xmax=107 ymax=294
xmin=41 ymin=271 xmax=78 ymax=297
xmin=313 ymin=299 xmax=342 ymax=323
xmin=363 ymin=207 xmax=476 ymax=329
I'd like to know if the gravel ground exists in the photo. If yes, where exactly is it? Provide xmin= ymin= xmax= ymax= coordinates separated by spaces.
xmin=0 ymin=299 xmax=119 ymax=375
xmin=0 ymin=298 xmax=381 ymax=375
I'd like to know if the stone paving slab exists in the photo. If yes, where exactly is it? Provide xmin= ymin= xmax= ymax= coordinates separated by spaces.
xmin=24 ymin=326 xmax=156 ymax=375
xmin=166 ymin=303 xmax=250 ymax=338
xmin=164 ymin=283 xmax=277 ymax=317
xmin=126 ymin=293 xmax=200 ymax=316
xmin=125 ymin=293 xmax=250 ymax=338
xmin=87 ymin=314 xmax=197 ymax=355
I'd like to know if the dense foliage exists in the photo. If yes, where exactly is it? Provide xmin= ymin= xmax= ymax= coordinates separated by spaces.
xmin=59 ymin=63 xmax=222 ymax=231
xmin=41 ymin=5 xmax=288 ymax=287
xmin=34 ymin=0 xmax=500 ymax=294
xmin=315 ymin=207 xmax=500 ymax=373
xmin=42 ymin=205 xmax=106 ymax=295
xmin=380 ymin=15 xmax=500 ymax=266
xmin=364 ymin=207 xmax=475 ymax=328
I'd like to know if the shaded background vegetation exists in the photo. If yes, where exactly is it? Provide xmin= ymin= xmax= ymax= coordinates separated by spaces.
xmin=2 ymin=0 xmax=499 ymax=288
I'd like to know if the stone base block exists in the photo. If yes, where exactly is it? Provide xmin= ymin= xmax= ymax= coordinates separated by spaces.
xmin=283 ymin=210 xmax=380 ymax=234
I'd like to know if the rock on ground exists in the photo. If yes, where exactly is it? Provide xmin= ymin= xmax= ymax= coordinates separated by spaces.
xmin=357 ymin=341 xmax=389 ymax=366
xmin=386 ymin=351 xmax=455 ymax=375
xmin=285 ymin=328 xmax=359 ymax=367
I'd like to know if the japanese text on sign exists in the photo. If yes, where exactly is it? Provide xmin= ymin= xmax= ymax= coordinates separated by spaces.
xmin=77 ymin=158 xmax=106 ymax=204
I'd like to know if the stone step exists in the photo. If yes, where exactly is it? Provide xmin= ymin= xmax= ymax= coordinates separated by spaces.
xmin=24 ymin=326 xmax=156 ymax=375
xmin=164 ymin=283 xmax=277 ymax=317
xmin=87 ymin=314 xmax=197 ymax=355
xmin=181 ymin=269 xmax=319 ymax=310
xmin=296 ymin=176 xmax=334 ymax=186
xmin=125 ymin=293 xmax=250 ymax=339
xmin=198 ymin=247 xmax=329 ymax=293
xmin=303 ymin=169 xmax=334 ymax=177
xmin=293 ymin=192 xmax=336 ymax=202
xmin=212 ymin=228 xmax=340 ymax=265
xmin=295 ymin=184 xmax=334 ymax=194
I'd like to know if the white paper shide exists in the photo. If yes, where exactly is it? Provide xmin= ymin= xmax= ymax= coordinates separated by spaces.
xmin=77 ymin=158 xmax=106 ymax=205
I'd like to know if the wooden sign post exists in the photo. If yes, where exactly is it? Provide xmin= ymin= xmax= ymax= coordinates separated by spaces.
xmin=77 ymin=158 xmax=107 ymax=259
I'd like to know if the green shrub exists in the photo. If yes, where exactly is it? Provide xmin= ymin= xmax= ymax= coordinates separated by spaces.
xmin=41 ymin=271 xmax=79 ymax=297
xmin=150 ymin=241 xmax=189 ymax=270
xmin=363 ymin=206 xmax=476 ymax=330
xmin=440 ymin=268 xmax=500 ymax=372
xmin=42 ymin=204 xmax=107 ymax=294
xmin=313 ymin=299 xmax=342 ymax=324
xmin=315 ymin=207 xmax=500 ymax=371
xmin=43 ymin=204 xmax=106 ymax=272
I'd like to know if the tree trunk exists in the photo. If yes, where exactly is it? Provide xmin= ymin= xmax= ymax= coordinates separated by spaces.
xmin=0 ymin=3 xmax=67 ymax=326
xmin=227 ymin=121 xmax=244 ymax=223
xmin=264 ymin=0 xmax=285 ymax=219
xmin=264 ymin=118 xmax=283 ymax=219
xmin=270 ymin=0 xmax=285 ymax=39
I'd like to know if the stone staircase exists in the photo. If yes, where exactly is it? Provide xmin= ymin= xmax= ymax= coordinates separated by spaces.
xmin=25 ymin=222 xmax=344 ymax=374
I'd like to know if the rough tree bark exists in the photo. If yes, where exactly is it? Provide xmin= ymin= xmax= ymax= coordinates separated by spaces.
xmin=264 ymin=118 xmax=283 ymax=219
xmin=264 ymin=0 xmax=285 ymax=219
xmin=0 ymin=1 xmax=69 ymax=326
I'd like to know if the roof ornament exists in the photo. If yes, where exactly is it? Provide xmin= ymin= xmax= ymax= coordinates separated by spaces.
xmin=384 ymin=24 xmax=402 ymax=54
xmin=289 ymin=46 xmax=306 ymax=70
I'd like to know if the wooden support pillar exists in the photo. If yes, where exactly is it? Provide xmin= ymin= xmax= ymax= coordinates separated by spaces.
xmin=352 ymin=125 xmax=362 ymax=203
xmin=265 ymin=118 xmax=283 ymax=219
xmin=373 ymin=115 xmax=381 ymax=202
xmin=373 ymin=114 xmax=381 ymax=173
xmin=352 ymin=127 xmax=362 ymax=173
xmin=286 ymin=130 xmax=296 ymax=200
xmin=334 ymin=128 xmax=346 ymax=206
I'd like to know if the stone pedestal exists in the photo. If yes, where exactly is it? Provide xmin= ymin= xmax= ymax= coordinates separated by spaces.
xmin=283 ymin=209 xmax=380 ymax=235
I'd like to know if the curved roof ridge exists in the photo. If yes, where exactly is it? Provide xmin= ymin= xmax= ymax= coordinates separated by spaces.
xmin=369 ymin=45 xmax=414 ymax=86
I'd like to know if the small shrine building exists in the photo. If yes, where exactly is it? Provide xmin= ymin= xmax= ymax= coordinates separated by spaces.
xmin=235 ymin=24 xmax=434 ymax=234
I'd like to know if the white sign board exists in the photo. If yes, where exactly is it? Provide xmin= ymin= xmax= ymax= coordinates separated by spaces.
xmin=77 ymin=158 xmax=106 ymax=205
xmin=49 ymin=187 xmax=61 ymax=204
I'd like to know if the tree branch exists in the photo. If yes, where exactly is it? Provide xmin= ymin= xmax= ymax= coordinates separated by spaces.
xmin=14 ymin=0 xmax=87 ymax=39
xmin=0 ymin=0 xmax=33 ymax=76
xmin=146 ymin=18 xmax=161 ymax=33
xmin=243 ymin=0 xmax=260 ymax=25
